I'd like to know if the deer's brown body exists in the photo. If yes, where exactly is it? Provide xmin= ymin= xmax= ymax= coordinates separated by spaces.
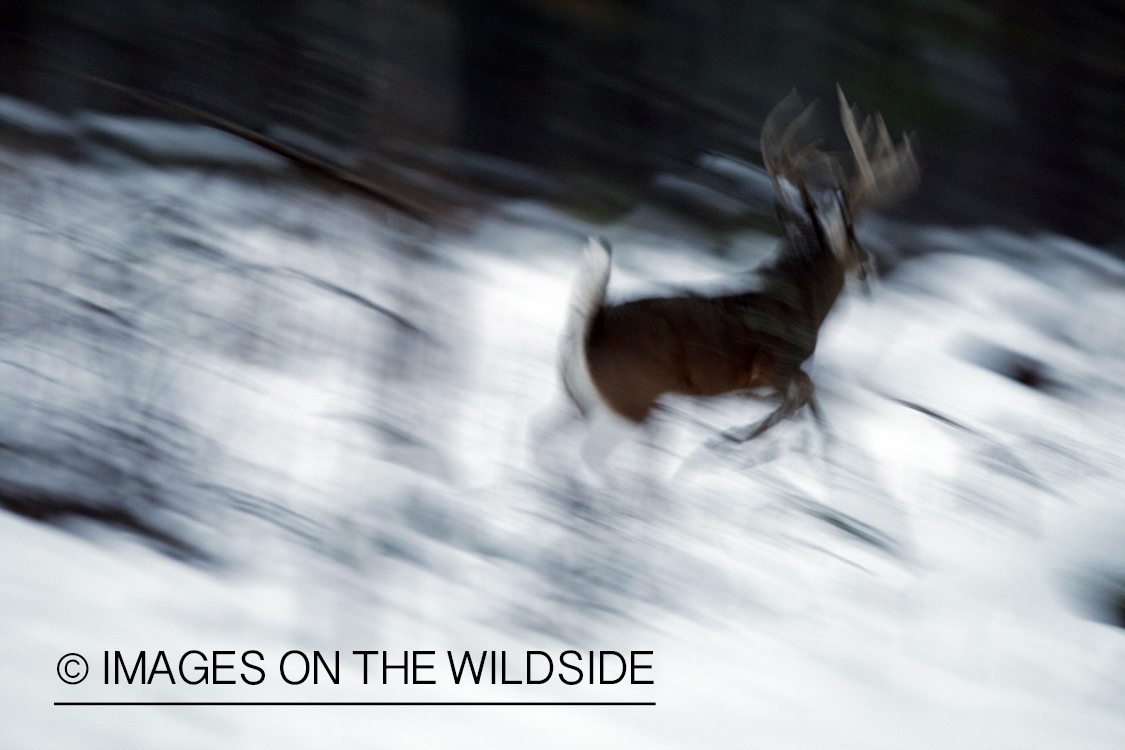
xmin=561 ymin=88 xmax=918 ymax=442
xmin=585 ymin=231 xmax=844 ymax=424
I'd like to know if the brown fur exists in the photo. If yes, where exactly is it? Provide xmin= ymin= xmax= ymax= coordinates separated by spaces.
xmin=586 ymin=238 xmax=843 ymax=424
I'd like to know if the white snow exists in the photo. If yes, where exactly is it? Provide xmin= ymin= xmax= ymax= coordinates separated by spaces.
xmin=0 ymin=125 xmax=1123 ymax=749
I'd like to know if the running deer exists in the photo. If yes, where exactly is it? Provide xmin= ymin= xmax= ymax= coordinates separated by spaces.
xmin=560 ymin=87 xmax=918 ymax=444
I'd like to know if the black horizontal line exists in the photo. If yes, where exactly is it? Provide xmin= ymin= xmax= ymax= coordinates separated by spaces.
xmin=55 ymin=701 xmax=656 ymax=707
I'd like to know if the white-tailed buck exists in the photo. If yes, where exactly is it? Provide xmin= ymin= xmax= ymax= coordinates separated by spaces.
xmin=560 ymin=87 xmax=918 ymax=444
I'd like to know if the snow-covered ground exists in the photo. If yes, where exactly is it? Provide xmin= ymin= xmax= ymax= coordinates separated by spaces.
xmin=1 ymin=112 xmax=1124 ymax=748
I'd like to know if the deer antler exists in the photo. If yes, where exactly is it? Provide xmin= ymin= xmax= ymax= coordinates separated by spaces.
xmin=761 ymin=91 xmax=836 ymax=203
xmin=837 ymin=85 xmax=919 ymax=212
xmin=761 ymin=87 xmax=918 ymax=216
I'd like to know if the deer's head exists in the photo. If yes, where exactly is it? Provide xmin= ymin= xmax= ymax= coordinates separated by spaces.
xmin=761 ymin=87 xmax=919 ymax=285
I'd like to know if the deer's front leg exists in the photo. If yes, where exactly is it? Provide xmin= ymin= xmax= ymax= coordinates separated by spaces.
xmin=715 ymin=368 xmax=819 ymax=445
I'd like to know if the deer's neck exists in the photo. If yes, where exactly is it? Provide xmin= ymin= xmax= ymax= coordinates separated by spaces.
xmin=772 ymin=219 xmax=847 ymax=323
xmin=735 ymin=228 xmax=846 ymax=364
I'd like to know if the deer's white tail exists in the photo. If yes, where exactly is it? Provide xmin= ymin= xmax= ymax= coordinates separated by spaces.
xmin=560 ymin=237 xmax=612 ymax=417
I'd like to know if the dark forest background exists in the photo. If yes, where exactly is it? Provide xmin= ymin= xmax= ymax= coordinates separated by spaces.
xmin=1 ymin=0 xmax=1123 ymax=247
